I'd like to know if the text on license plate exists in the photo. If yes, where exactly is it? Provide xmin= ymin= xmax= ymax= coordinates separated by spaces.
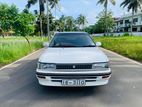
xmin=62 ymin=80 xmax=86 ymax=86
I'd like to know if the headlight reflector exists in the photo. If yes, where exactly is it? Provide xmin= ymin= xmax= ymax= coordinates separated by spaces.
xmin=38 ymin=62 xmax=56 ymax=69
xmin=92 ymin=62 xmax=109 ymax=69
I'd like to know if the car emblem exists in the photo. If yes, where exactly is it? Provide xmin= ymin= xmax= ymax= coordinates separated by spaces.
xmin=73 ymin=65 xmax=76 ymax=69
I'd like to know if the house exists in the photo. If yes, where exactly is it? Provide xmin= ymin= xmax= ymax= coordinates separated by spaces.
xmin=114 ymin=11 xmax=142 ymax=32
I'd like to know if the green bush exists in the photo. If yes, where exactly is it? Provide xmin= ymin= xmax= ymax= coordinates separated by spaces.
xmin=122 ymin=32 xmax=130 ymax=36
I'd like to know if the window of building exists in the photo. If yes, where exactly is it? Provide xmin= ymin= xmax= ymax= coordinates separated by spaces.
xmin=125 ymin=20 xmax=129 ymax=23
xmin=133 ymin=18 xmax=138 ymax=23
xmin=133 ymin=28 xmax=137 ymax=32
xmin=120 ymin=20 xmax=123 ymax=24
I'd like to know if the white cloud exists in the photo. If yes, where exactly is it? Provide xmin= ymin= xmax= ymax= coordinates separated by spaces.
xmin=86 ymin=10 xmax=96 ymax=25
xmin=82 ymin=0 xmax=91 ymax=5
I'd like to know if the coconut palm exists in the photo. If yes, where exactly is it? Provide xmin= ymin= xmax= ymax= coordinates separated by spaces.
xmin=26 ymin=0 xmax=45 ymax=36
xmin=97 ymin=0 xmax=115 ymax=35
xmin=58 ymin=15 xmax=65 ymax=31
xmin=121 ymin=0 xmax=142 ymax=35
xmin=49 ymin=0 xmax=59 ymax=9
xmin=26 ymin=0 xmax=59 ymax=13
xmin=26 ymin=0 xmax=59 ymax=36
xmin=65 ymin=16 xmax=75 ymax=31
xmin=76 ymin=14 xmax=87 ymax=31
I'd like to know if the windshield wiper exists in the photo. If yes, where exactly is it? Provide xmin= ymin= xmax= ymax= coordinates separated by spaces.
xmin=52 ymin=45 xmax=77 ymax=47
xmin=81 ymin=45 xmax=96 ymax=47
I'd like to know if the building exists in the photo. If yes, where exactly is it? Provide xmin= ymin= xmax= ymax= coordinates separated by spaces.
xmin=114 ymin=12 xmax=142 ymax=32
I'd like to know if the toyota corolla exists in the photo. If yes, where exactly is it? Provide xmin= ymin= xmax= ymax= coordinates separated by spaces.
xmin=36 ymin=32 xmax=111 ymax=87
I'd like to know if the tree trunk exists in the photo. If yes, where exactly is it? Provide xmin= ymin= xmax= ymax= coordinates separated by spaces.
xmin=46 ymin=0 xmax=50 ymax=40
xmin=131 ymin=10 xmax=134 ymax=36
xmin=39 ymin=0 xmax=43 ymax=37
xmin=40 ymin=15 xmax=43 ymax=37
xmin=55 ymin=3 xmax=57 ymax=31
xmin=104 ymin=0 xmax=108 ymax=36
xmin=24 ymin=36 xmax=31 ymax=49
xmin=2 ymin=33 xmax=4 ymax=38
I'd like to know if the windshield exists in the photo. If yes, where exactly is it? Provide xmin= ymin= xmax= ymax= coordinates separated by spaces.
xmin=49 ymin=33 xmax=95 ymax=48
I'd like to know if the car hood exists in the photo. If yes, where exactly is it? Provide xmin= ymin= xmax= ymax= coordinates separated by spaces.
xmin=39 ymin=47 xmax=109 ymax=63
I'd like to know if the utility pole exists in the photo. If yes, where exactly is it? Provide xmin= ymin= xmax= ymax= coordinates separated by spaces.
xmin=46 ymin=0 xmax=50 ymax=40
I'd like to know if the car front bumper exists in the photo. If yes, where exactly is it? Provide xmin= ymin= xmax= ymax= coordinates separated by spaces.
xmin=36 ymin=69 xmax=111 ymax=87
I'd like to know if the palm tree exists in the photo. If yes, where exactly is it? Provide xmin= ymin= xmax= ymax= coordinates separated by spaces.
xmin=26 ymin=0 xmax=59 ymax=15
xmin=26 ymin=0 xmax=45 ymax=36
xmin=97 ymin=0 xmax=115 ymax=35
xmin=65 ymin=16 xmax=75 ymax=31
xmin=49 ymin=0 xmax=59 ymax=9
xmin=58 ymin=15 xmax=65 ymax=31
xmin=121 ymin=0 xmax=142 ymax=35
xmin=76 ymin=14 xmax=87 ymax=31
xmin=49 ymin=0 xmax=60 ymax=31
xmin=25 ymin=0 xmax=59 ymax=36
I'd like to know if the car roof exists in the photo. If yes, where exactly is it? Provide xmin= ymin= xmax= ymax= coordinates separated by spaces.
xmin=55 ymin=32 xmax=88 ymax=35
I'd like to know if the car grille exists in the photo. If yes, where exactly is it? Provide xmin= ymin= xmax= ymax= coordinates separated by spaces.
xmin=51 ymin=76 xmax=97 ymax=79
xmin=56 ymin=64 xmax=92 ymax=69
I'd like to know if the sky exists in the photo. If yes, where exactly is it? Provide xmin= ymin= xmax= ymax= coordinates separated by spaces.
xmin=0 ymin=0 xmax=128 ymax=25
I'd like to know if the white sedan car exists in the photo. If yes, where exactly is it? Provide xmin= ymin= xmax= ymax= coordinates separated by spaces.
xmin=36 ymin=32 xmax=111 ymax=87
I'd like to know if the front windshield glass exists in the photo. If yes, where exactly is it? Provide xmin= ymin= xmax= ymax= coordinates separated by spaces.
xmin=49 ymin=33 xmax=95 ymax=47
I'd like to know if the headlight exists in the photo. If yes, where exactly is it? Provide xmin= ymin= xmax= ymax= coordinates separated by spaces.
xmin=38 ymin=62 xmax=56 ymax=69
xmin=92 ymin=62 xmax=109 ymax=69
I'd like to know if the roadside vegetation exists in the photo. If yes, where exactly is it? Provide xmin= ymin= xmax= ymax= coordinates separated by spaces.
xmin=0 ymin=0 xmax=142 ymax=67
xmin=0 ymin=37 xmax=47 ymax=67
xmin=95 ymin=36 xmax=142 ymax=62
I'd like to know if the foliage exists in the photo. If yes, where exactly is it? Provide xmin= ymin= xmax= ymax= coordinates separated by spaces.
xmin=76 ymin=14 xmax=87 ymax=30
xmin=85 ymin=11 xmax=115 ymax=34
xmin=0 ymin=3 xmax=36 ymax=37
xmin=57 ymin=15 xmax=65 ymax=32
xmin=84 ymin=25 xmax=96 ymax=34
xmin=0 ymin=36 xmax=48 ymax=66
xmin=97 ymin=0 xmax=115 ymax=8
xmin=120 ymin=0 xmax=142 ymax=35
xmin=122 ymin=32 xmax=130 ymax=36
xmin=35 ymin=13 xmax=55 ymax=35
xmin=64 ymin=16 xmax=76 ymax=31
xmin=97 ymin=0 xmax=115 ymax=35
xmin=0 ymin=3 xmax=18 ymax=31
xmin=13 ymin=13 xmax=35 ymax=36
xmin=120 ymin=0 xmax=142 ymax=13
xmin=95 ymin=36 xmax=142 ymax=61
xmin=95 ymin=11 xmax=115 ymax=33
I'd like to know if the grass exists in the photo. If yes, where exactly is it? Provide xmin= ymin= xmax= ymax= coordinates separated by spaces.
xmin=94 ymin=36 xmax=142 ymax=62
xmin=0 ymin=36 xmax=48 ymax=67
xmin=1 ymin=36 xmax=142 ymax=67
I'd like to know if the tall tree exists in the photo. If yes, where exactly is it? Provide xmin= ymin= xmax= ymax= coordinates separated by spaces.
xmin=0 ymin=3 xmax=18 ymax=37
xmin=49 ymin=0 xmax=59 ymax=9
xmin=121 ymin=0 xmax=142 ymax=35
xmin=13 ymin=13 xmax=35 ymax=41
xmin=76 ymin=14 xmax=87 ymax=30
xmin=26 ymin=0 xmax=59 ymax=36
xmin=65 ymin=16 xmax=75 ymax=31
xmin=97 ymin=0 xmax=115 ymax=35
xmin=95 ymin=11 xmax=115 ymax=33
xmin=49 ymin=0 xmax=60 ymax=31
xmin=26 ymin=0 xmax=45 ymax=36
xmin=58 ymin=15 xmax=65 ymax=31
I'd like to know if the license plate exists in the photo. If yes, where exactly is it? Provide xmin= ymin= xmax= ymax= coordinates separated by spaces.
xmin=62 ymin=80 xmax=86 ymax=86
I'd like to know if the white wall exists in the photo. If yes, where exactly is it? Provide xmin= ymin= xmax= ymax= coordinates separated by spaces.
xmin=93 ymin=32 xmax=142 ymax=36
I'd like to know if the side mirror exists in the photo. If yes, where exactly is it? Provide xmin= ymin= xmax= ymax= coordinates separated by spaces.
xmin=43 ymin=42 xmax=49 ymax=47
xmin=96 ymin=42 xmax=102 ymax=47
